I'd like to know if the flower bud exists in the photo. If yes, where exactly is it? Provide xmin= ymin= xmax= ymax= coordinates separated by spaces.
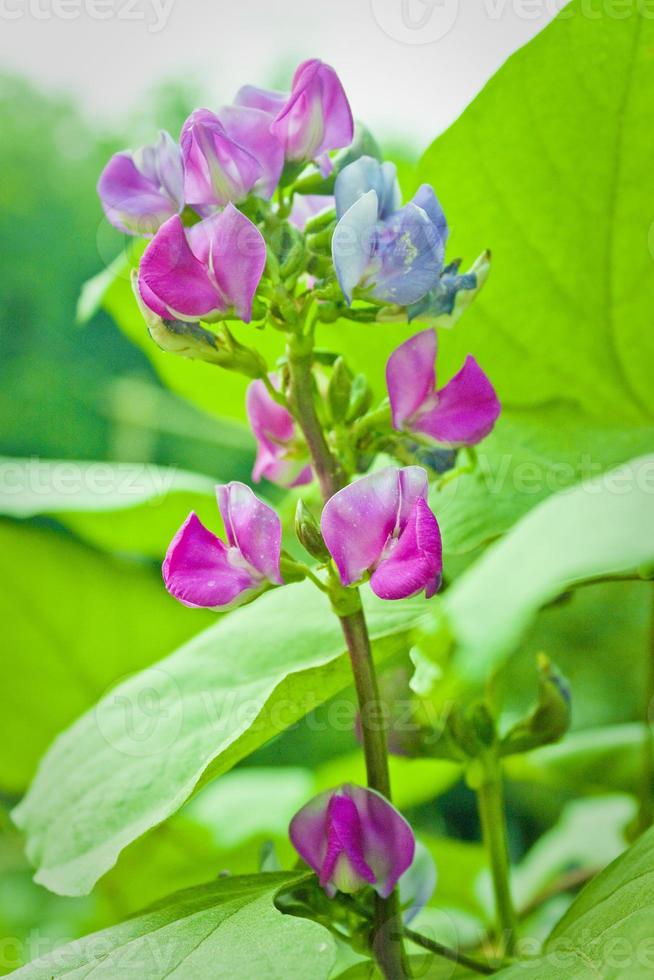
xmin=500 ymin=655 xmax=571 ymax=757
xmin=295 ymin=499 xmax=330 ymax=562
xmin=346 ymin=374 xmax=373 ymax=423
xmin=328 ymin=357 xmax=352 ymax=423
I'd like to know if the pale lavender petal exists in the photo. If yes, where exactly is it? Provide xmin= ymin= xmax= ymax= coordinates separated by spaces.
xmin=334 ymin=156 xmax=400 ymax=221
xmin=372 ymin=201 xmax=445 ymax=306
xmin=162 ymin=512 xmax=255 ymax=608
xmin=370 ymin=498 xmax=442 ymax=600
xmin=386 ymin=330 xmax=438 ymax=430
xmin=397 ymin=466 xmax=430 ymax=527
xmin=272 ymin=59 xmax=353 ymax=162
xmin=186 ymin=205 xmax=266 ymax=321
xmin=97 ymin=150 xmax=180 ymax=236
xmin=411 ymin=184 xmax=448 ymax=247
xmin=181 ymin=108 xmax=262 ymax=208
xmin=321 ymin=467 xmax=401 ymax=586
xmin=216 ymin=482 xmax=282 ymax=584
xmin=217 ymin=104 xmax=284 ymax=198
xmin=415 ymin=355 xmax=501 ymax=446
xmin=138 ymin=215 xmax=224 ymax=321
xmin=234 ymin=84 xmax=288 ymax=117
xmin=289 ymin=194 xmax=334 ymax=230
xmin=246 ymin=377 xmax=312 ymax=488
xmin=399 ymin=841 xmax=437 ymax=924
xmin=332 ymin=190 xmax=378 ymax=304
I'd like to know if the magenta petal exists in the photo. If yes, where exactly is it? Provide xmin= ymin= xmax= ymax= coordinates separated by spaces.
xmin=370 ymin=499 xmax=442 ymax=601
xmin=139 ymin=215 xmax=224 ymax=320
xmin=272 ymin=59 xmax=353 ymax=162
xmin=246 ymin=377 xmax=312 ymax=488
xmin=162 ymin=512 xmax=255 ymax=608
xmin=289 ymin=784 xmax=415 ymax=899
xmin=416 ymin=355 xmax=501 ymax=446
xmin=321 ymin=467 xmax=401 ymax=586
xmin=234 ymin=84 xmax=288 ymax=117
xmin=216 ymin=482 xmax=282 ymax=584
xmin=386 ymin=330 xmax=438 ymax=430
xmin=217 ymin=104 xmax=284 ymax=198
xmin=186 ymin=205 xmax=266 ymax=322
xmin=181 ymin=108 xmax=262 ymax=208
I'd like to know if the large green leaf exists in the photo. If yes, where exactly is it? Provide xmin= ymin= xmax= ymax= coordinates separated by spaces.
xmin=13 ymin=582 xmax=427 ymax=896
xmin=431 ymin=455 xmax=654 ymax=687
xmin=11 ymin=872 xmax=335 ymax=979
xmin=0 ymin=520 xmax=213 ymax=794
xmin=416 ymin=1 xmax=654 ymax=423
xmin=0 ymin=457 xmax=218 ymax=559
xmin=495 ymin=825 xmax=654 ymax=978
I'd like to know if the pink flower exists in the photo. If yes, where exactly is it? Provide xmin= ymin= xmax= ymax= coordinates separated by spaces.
xmin=246 ymin=375 xmax=312 ymax=488
xmin=290 ymin=784 xmax=415 ymax=898
xmin=387 ymin=330 xmax=501 ymax=446
xmin=163 ymin=482 xmax=283 ymax=610
xmin=321 ymin=466 xmax=442 ymax=601
xmin=137 ymin=206 xmax=266 ymax=323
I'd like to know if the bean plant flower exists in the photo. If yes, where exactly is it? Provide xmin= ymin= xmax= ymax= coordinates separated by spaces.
xmin=137 ymin=206 xmax=266 ymax=323
xmin=97 ymin=130 xmax=184 ymax=236
xmin=386 ymin=329 xmax=501 ymax=446
xmin=163 ymin=482 xmax=283 ymax=609
xmin=246 ymin=375 xmax=312 ymax=487
xmin=180 ymin=106 xmax=284 ymax=210
xmin=321 ymin=466 xmax=442 ymax=600
xmin=289 ymin=784 xmax=415 ymax=898
xmin=331 ymin=156 xmax=448 ymax=306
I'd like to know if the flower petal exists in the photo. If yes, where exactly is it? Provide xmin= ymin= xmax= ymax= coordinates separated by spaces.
xmin=234 ymin=84 xmax=288 ymax=117
xmin=246 ymin=377 xmax=312 ymax=488
xmin=343 ymin=785 xmax=415 ymax=898
xmin=162 ymin=512 xmax=255 ymax=608
xmin=272 ymin=59 xmax=353 ymax=162
xmin=181 ymin=108 xmax=262 ymax=208
xmin=217 ymin=104 xmax=284 ymax=199
xmin=321 ymin=467 xmax=401 ymax=586
xmin=138 ymin=215 xmax=224 ymax=321
xmin=370 ymin=498 xmax=442 ymax=600
xmin=289 ymin=193 xmax=335 ymax=230
xmin=411 ymin=184 xmax=448 ymax=247
xmin=399 ymin=840 xmax=437 ymax=924
xmin=216 ymin=482 xmax=282 ymax=584
xmin=415 ymin=355 xmax=501 ymax=446
xmin=334 ymin=155 xmax=401 ymax=221
xmin=372 ymin=201 xmax=446 ymax=306
xmin=186 ymin=205 xmax=266 ymax=322
xmin=97 ymin=148 xmax=180 ymax=236
xmin=332 ymin=189 xmax=378 ymax=304
xmin=319 ymin=794 xmax=376 ymax=893
xmin=386 ymin=329 xmax=438 ymax=430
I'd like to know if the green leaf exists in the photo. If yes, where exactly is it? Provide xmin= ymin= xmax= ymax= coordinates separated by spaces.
xmin=11 ymin=872 xmax=335 ymax=979
xmin=495 ymin=825 xmax=654 ymax=978
xmin=0 ymin=520 xmax=213 ymax=794
xmin=0 ymin=457 xmax=218 ymax=559
xmin=13 ymin=583 xmax=427 ymax=896
xmin=431 ymin=407 xmax=653 ymax=556
xmin=416 ymin=1 xmax=654 ymax=424
xmin=433 ymin=455 xmax=654 ymax=688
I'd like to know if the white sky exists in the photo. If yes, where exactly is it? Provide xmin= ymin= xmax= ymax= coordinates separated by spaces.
xmin=0 ymin=0 xmax=565 ymax=151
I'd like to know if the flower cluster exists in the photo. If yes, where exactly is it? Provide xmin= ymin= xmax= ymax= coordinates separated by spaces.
xmin=98 ymin=58 xmax=502 ymax=916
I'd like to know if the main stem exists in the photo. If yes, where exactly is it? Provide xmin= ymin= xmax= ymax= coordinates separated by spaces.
xmin=287 ymin=337 xmax=408 ymax=980
xmin=476 ymin=754 xmax=517 ymax=959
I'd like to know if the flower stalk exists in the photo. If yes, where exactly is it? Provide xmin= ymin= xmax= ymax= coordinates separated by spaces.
xmin=286 ymin=334 xmax=408 ymax=979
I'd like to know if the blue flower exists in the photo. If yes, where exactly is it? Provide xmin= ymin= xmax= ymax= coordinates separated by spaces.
xmin=331 ymin=156 xmax=448 ymax=306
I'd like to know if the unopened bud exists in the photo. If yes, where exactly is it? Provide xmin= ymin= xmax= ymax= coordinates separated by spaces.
xmin=328 ymin=358 xmax=352 ymax=423
xmin=500 ymin=654 xmax=571 ymax=757
xmin=295 ymin=499 xmax=330 ymax=561
xmin=346 ymin=374 xmax=373 ymax=422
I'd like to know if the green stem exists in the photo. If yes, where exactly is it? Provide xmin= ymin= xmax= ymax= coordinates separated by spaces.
xmin=403 ymin=928 xmax=496 ymax=976
xmin=475 ymin=753 xmax=517 ymax=959
xmin=286 ymin=336 xmax=408 ymax=980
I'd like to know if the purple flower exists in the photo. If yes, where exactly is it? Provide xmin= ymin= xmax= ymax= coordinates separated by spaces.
xmin=234 ymin=84 xmax=288 ymax=117
xmin=180 ymin=106 xmax=284 ymax=209
xmin=399 ymin=841 xmax=437 ymax=924
xmin=387 ymin=329 xmax=501 ymax=447
xmin=321 ymin=466 xmax=442 ymax=601
xmin=137 ymin=205 xmax=266 ymax=323
xmin=246 ymin=375 xmax=312 ymax=488
xmin=163 ymin=481 xmax=283 ymax=609
xmin=331 ymin=157 xmax=447 ymax=306
xmin=408 ymin=252 xmax=491 ymax=328
xmin=97 ymin=130 xmax=184 ymax=236
xmin=289 ymin=784 xmax=415 ymax=898
xmin=270 ymin=59 xmax=354 ymax=174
